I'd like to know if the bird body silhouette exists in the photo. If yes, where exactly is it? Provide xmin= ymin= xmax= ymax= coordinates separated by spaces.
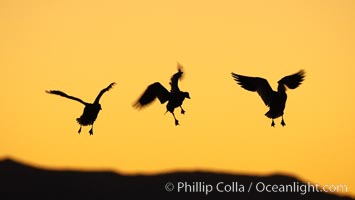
xmin=231 ymin=70 xmax=305 ymax=127
xmin=46 ymin=82 xmax=116 ymax=135
xmin=134 ymin=66 xmax=190 ymax=125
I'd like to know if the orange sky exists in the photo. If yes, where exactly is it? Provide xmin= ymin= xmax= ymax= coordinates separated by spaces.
xmin=1 ymin=0 xmax=354 ymax=196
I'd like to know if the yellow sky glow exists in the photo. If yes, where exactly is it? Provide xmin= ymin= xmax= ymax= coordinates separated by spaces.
xmin=1 ymin=0 xmax=354 ymax=196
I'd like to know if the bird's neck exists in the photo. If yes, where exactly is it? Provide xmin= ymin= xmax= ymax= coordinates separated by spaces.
xmin=277 ymin=84 xmax=286 ymax=93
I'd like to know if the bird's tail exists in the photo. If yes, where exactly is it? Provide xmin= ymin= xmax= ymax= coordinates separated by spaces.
xmin=76 ymin=117 xmax=83 ymax=124
xmin=265 ymin=111 xmax=273 ymax=119
xmin=265 ymin=110 xmax=283 ymax=119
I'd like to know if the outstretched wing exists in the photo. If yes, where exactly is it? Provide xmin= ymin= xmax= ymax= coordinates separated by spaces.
xmin=93 ymin=82 xmax=116 ymax=104
xmin=170 ymin=63 xmax=184 ymax=93
xmin=46 ymin=90 xmax=88 ymax=105
xmin=278 ymin=70 xmax=305 ymax=89
xmin=231 ymin=73 xmax=274 ymax=106
xmin=134 ymin=82 xmax=170 ymax=108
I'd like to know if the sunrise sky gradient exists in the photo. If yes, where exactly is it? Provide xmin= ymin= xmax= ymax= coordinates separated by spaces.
xmin=1 ymin=0 xmax=354 ymax=196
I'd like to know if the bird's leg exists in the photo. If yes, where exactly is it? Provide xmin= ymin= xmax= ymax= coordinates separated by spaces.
xmin=78 ymin=126 xmax=82 ymax=134
xmin=281 ymin=116 xmax=286 ymax=127
xmin=89 ymin=125 xmax=94 ymax=135
xmin=172 ymin=112 xmax=179 ymax=126
xmin=271 ymin=119 xmax=275 ymax=127
xmin=180 ymin=106 xmax=185 ymax=114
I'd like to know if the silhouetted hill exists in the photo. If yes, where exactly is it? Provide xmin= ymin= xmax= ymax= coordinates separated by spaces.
xmin=0 ymin=158 xmax=353 ymax=200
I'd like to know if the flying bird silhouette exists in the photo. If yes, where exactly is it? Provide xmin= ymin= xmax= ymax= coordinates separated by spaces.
xmin=231 ymin=70 xmax=305 ymax=127
xmin=46 ymin=82 xmax=116 ymax=135
xmin=134 ymin=65 xmax=190 ymax=126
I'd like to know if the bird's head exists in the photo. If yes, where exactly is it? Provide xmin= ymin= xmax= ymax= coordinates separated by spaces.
xmin=184 ymin=92 xmax=190 ymax=99
xmin=96 ymin=104 xmax=102 ymax=110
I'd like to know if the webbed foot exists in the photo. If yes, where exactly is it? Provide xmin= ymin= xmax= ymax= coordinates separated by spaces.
xmin=89 ymin=128 xmax=93 ymax=135
xmin=281 ymin=119 xmax=286 ymax=127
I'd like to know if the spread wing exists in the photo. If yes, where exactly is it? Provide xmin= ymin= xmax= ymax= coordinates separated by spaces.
xmin=93 ymin=82 xmax=116 ymax=104
xmin=170 ymin=63 xmax=184 ymax=93
xmin=278 ymin=70 xmax=305 ymax=89
xmin=46 ymin=90 xmax=88 ymax=105
xmin=231 ymin=73 xmax=274 ymax=106
xmin=134 ymin=82 xmax=170 ymax=108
